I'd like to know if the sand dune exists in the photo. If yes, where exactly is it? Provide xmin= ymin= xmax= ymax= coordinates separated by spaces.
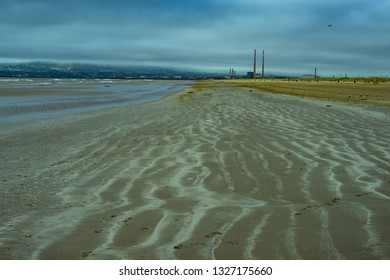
xmin=0 ymin=86 xmax=389 ymax=259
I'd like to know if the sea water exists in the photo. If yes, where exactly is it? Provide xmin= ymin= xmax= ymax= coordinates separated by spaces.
xmin=0 ymin=78 xmax=191 ymax=123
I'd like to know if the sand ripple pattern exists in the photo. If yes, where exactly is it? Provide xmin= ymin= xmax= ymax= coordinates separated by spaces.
xmin=1 ymin=88 xmax=389 ymax=259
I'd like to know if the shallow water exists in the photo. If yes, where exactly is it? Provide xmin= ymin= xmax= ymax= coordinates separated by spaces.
xmin=0 ymin=78 xmax=191 ymax=122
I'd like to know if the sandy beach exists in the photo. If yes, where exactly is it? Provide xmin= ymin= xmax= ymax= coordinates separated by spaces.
xmin=0 ymin=82 xmax=389 ymax=259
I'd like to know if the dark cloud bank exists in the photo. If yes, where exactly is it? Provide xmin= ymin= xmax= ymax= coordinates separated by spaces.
xmin=1 ymin=0 xmax=389 ymax=76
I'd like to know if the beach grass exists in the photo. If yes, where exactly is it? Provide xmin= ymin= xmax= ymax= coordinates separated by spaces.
xmin=194 ymin=78 xmax=390 ymax=106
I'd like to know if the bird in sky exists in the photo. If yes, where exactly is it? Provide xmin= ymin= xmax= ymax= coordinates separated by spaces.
xmin=328 ymin=24 xmax=333 ymax=27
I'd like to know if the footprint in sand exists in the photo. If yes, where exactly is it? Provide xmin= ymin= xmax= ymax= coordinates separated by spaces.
xmin=355 ymin=192 xmax=372 ymax=197
xmin=294 ymin=197 xmax=341 ymax=216
xmin=204 ymin=232 xmax=222 ymax=238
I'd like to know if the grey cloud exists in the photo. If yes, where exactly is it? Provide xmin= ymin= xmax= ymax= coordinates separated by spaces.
xmin=0 ymin=0 xmax=389 ymax=76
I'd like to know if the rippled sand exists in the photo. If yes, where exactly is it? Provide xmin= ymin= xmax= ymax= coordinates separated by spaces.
xmin=1 ymin=86 xmax=389 ymax=259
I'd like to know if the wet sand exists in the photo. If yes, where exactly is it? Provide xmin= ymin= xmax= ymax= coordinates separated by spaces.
xmin=0 ymin=85 xmax=389 ymax=259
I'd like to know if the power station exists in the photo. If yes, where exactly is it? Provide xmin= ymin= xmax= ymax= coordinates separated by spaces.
xmin=229 ymin=68 xmax=236 ymax=79
xmin=237 ymin=49 xmax=266 ymax=79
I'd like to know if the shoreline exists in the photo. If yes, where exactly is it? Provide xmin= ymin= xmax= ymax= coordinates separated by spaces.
xmin=1 ymin=85 xmax=389 ymax=259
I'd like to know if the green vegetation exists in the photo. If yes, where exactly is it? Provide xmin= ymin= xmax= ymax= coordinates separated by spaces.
xmin=294 ymin=77 xmax=390 ymax=84
xmin=193 ymin=78 xmax=390 ymax=107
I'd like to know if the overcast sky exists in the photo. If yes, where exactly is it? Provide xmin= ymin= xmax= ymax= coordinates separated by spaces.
xmin=1 ymin=0 xmax=389 ymax=76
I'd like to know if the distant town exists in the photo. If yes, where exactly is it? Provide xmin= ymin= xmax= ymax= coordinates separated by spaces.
xmin=0 ymin=62 xmax=224 ymax=80
xmin=0 ymin=61 xmax=303 ymax=80
xmin=2 ymin=61 xmax=369 ymax=80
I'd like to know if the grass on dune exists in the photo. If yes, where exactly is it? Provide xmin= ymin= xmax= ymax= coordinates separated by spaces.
xmin=193 ymin=78 xmax=390 ymax=106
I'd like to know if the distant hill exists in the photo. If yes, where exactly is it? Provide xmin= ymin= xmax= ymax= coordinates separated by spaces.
xmin=0 ymin=62 xmax=215 ymax=79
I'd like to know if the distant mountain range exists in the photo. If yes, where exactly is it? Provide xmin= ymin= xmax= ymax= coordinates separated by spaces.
xmin=0 ymin=62 xmax=217 ymax=79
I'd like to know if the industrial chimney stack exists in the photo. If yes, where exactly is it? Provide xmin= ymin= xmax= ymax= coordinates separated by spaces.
xmin=262 ymin=50 xmax=265 ymax=79
xmin=253 ymin=49 xmax=257 ymax=79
